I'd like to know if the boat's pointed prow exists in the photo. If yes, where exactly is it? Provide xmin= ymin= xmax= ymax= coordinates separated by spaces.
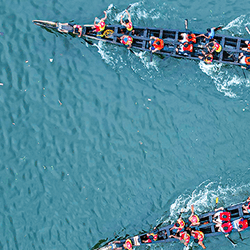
xmin=32 ymin=20 xmax=57 ymax=29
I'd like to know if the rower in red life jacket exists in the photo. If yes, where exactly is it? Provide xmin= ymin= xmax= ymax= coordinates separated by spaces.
xmin=179 ymin=32 xmax=196 ymax=43
xmin=92 ymin=11 xmax=107 ymax=36
xmin=188 ymin=204 xmax=200 ymax=227
xmin=169 ymin=231 xmax=190 ymax=247
xmin=239 ymin=52 xmax=250 ymax=70
xmin=240 ymin=41 xmax=250 ymax=52
xmin=191 ymin=230 xmax=206 ymax=249
xmin=120 ymin=10 xmax=134 ymax=35
xmin=213 ymin=207 xmax=231 ymax=223
xmin=169 ymin=210 xmax=186 ymax=234
xmin=232 ymin=217 xmax=248 ymax=232
xmin=149 ymin=36 xmax=165 ymax=53
xmin=242 ymin=196 xmax=250 ymax=213
xmin=207 ymin=39 xmax=222 ymax=53
xmin=198 ymin=51 xmax=213 ymax=64
xmin=176 ymin=42 xmax=193 ymax=55
xmin=216 ymin=221 xmax=233 ymax=236
xmin=119 ymin=35 xmax=133 ymax=49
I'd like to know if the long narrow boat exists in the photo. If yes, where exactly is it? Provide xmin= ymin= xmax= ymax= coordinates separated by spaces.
xmin=33 ymin=20 xmax=250 ymax=68
xmin=94 ymin=201 xmax=250 ymax=249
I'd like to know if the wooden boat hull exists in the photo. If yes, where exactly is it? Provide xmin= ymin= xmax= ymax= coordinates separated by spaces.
xmin=95 ymin=201 xmax=250 ymax=249
xmin=33 ymin=20 xmax=250 ymax=68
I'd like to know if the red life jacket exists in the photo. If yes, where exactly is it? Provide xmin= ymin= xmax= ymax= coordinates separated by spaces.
xmin=183 ymin=42 xmax=193 ymax=52
xmin=189 ymin=215 xmax=199 ymax=224
xmin=213 ymin=42 xmax=222 ymax=52
xmin=221 ymin=222 xmax=233 ymax=233
xmin=124 ymin=239 xmax=132 ymax=250
xmin=176 ymin=219 xmax=185 ymax=230
xmin=193 ymin=231 xmax=204 ymax=242
xmin=219 ymin=212 xmax=231 ymax=221
xmin=245 ymin=57 xmax=250 ymax=65
xmin=121 ymin=36 xmax=133 ymax=46
xmin=239 ymin=219 xmax=248 ymax=230
xmin=126 ymin=22 xmax=133 ymax=31
xmin=180 ymin=232 xmax=190 ymax=244
xmin=153 ymin=38 xmax=164 ymax=50
xmin=205 ymin=54 xmax=213 ymax=64
xmin=186 ymin=33 xmax=196 ymax=43
xmin=95 ymin=20 xmax=106 ymax=32
xmin=248 ymin=43 xmax=250 ymax=50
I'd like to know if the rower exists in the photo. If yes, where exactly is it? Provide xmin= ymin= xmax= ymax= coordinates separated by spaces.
xmin=179 ymin=32 xmax=196 ymax=44
xmin=119 ymin=35 xmax=133 ymax=49
xmin=197 ymin=27 xmax=216 ymax=42
xmin=242 ymin=196 xmax=250 ymax=213
xmin=56 ymin=23 xmax=83 ymax=37
xmin=169 ymin=211 xmax=185 ymax=234
xmin=120 ymin=10 xmax=134 ymax=35
xmin=149 ymin=36 xmax=164 ymax=53
xmin=232 ymin=217 xmax=248 ymax=232
xmin=92 ymin=11 xmax=107 ymax=36
xmin=188 ymin=204 xmax=200 ymax=227
xmin=191 ymin=230 xmax=206 ymax=249
xmin=176 ymin=42 xmax=193 ymax=56
xmin=108 ymin=239 xmax=133 ymax=250
xmin=169 ymin=231 xmax=190 ymax=247
xmin=215 ymin=221 xmax=233 ymax=237
xmin=240 ymin=41 xmax=250 ymax=52
xmin=238 ymin=53 xmax=250 ymax=70
xmin=198 ymin=51 xmax=213 ymax=64
xmin=213 ymin=207 xmax=231 ymax=223
xmin=206 ymin=39 xmax=222 ymax=54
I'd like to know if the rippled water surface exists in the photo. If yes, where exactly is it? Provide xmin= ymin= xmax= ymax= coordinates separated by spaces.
xmin=1 ymin=0 xmax=250 ymax=249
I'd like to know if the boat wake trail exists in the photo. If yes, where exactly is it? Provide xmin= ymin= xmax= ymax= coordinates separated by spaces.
xmin=198 ymin=61 xmax=249 ymax=98
xmin=222 ymin=15 xmax=246 ymax=35
xmin=168 ymin=180 xmax=250 ymax=223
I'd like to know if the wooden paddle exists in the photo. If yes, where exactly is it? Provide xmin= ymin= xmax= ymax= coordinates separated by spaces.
xmin=214 ymin=26 xmax=223 ymax=32
xmin=246 ymin=26 xmax=250 ymax=35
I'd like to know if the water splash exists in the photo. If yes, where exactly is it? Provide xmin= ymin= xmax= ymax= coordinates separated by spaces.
xmin=223 ymin=15 xmax=245 ymax=32
xmin=198 ymin=61 xmax=247 ymax=98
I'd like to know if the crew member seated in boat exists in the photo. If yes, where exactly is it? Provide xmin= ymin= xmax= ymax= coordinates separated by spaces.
xmin=238 ymin=53 xmax=250 ymax=70
xmin=213 ymin=207 xmax=231 ymax=223
xmin=191 ymin=230 xmax=206 ymax=249
xmin=56 ymin=23 xmax=83 ymax=37
xmin=232 ymin=217 xmax=248 ymax=232
xmin=169 ymin=231 xmax=190 ymax=247
xmin=149 ymin=36 xmax=164 ymax=53
xmin=169 ymin=213 xmax=185 ymax=234
xmin=179 ymin=32 xmax=196 ymax=44
xmin=91 ymin=11 xmax=107 ymax=36
xmin=176 ymin=42 xmax=193 ymax=56
xmin=142 ymin=232 xmax=158 ymax=243
xmin=240 ymin=41 xmax=250 ymax=52
xmin=197 ymin=27 xmax=216 ymax=41
xmin=109 ymin=239 xmax=133 ymax=250
xmin=119 ymin=35 xmax=133 ymax=49
xmin=188 ymin=204 xmax=200 ymax=227
xmin=198 ymin=51 xmax=213 ymax=64
xmin=120 ymin=9 xmax=134 ymax=35
xmin=242 ymin=196 xmax=250 ymax=213
xmin=215 ymin=221 xmax=233 ymax=237
xmin=206 ymin=39 xmax=222 ymax=54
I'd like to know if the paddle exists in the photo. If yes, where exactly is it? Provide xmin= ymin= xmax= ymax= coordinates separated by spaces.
xmin=214 ymin=197 xmax=219 ymax=209
xmin=150 ymin=51 xmax=153 ymax=62
xmin=185 ymin=19 xmax=188 ymax=30
xmin=242 ymin=68 xmax=247 ymax=79
xmin=245 ymin=26 xmax=250 ymax=35
xmin=121 ymin=4 xmax=132 ymax=15
xmin=214 ymin=26 xmax=223 ymax=32
xmin=226 ymin=235 xmax=237 ymax=247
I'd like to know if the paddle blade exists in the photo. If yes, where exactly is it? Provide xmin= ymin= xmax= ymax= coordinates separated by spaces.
xmin=215 ymin=197 xmax=219 ymax=209
xmin=191 ymin=204 xmax=194 ymax=214
xmin=185 ymin=19 xmax=188 ymax=30
xmin=246 ymin=26 xmax=250 ymax=35
xmin=214 ymin=26 xmax=223 ymax=32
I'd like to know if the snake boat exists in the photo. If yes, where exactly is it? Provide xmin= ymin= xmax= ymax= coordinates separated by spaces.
xmin=33 ymin=20 xmax=250 ymax=68
xmin=94 ymin=201 xmax=250 ymax=249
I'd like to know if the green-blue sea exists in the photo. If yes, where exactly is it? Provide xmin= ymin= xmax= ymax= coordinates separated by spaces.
xmin=1 ymin=0 xmax=250 ymax=249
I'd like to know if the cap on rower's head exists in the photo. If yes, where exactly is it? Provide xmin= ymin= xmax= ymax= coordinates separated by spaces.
xmin=188 ymin=35 xmax=192 ymax=39
xmin=224 ymin=226 xmax=229 ymax=230
xmin=222 ymin=214 xmax=227 ymax=219
xmin=239 ymin=224 xmax=243 ymax=229
xmin=184 ymin=43 xmax=189 ymax=48
xmin=188 ymin=31 xmax=192 ymax=34
xmin=156 ymin=41 xmax=160 ymax=45
xmin=207 ymin=56 xmax=212 ymax=60
xmin=124 ymin=19 xmax=129 ymax=24
xmin=207 ymin=28 xmax=211 ymax=32
xmin=175 ymin=223 xmax=180 ymax=227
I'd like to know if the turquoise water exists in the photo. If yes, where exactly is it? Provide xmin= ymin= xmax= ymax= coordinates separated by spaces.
xmin=1 ymin=0 xmax=250 ymax=249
